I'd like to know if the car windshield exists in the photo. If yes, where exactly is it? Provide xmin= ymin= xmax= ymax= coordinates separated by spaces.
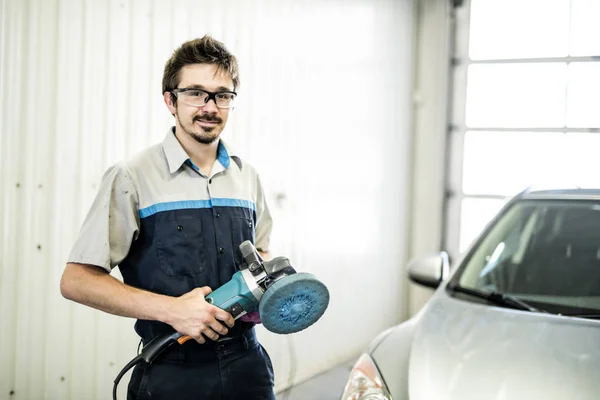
xmin=452 ymin=198 xmax=600 ymax=316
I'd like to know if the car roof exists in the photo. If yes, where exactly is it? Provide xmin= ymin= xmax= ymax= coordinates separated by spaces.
xmin=519 ymin=187 xmax=600 ymax=201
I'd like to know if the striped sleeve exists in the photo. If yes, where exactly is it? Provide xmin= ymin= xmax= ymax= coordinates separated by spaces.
xmin=67 ymin=164 xmax=140 ymax=272
xmin=254 ymin=173 xmax=273 ymax=252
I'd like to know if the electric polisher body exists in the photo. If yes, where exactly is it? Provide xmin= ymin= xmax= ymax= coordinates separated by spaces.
xmin=205 ymin=240 xmax=330 ymax=334
xmin=113 ymin=241 xmax=330 ymax=399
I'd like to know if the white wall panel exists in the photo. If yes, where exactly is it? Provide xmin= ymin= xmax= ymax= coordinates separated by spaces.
xmin=407 ymin=0 xmax=453 ymax=316
xmin=0 ymin=0 xmax=416 ymax=398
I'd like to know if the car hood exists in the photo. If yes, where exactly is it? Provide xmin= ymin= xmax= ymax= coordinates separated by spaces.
xmin=371 ymin=291 xmax=600 ymax=400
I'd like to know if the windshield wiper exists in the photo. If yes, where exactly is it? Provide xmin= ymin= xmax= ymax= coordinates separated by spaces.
xmin=562 ymin=314 xmax=600 ymax=320
xmin=447 ymin=284 xmax=546 ymax=313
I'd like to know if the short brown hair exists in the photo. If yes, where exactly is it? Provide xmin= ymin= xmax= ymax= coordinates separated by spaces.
xmin=162 ymin=35 xmax=239 ymax=95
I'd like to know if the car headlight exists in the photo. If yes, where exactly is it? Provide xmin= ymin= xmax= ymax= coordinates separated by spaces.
xmin=340 ymin=353 xmax=392 ymax=400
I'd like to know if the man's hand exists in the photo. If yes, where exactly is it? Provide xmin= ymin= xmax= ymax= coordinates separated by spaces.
xmin=60 ymin=264 xmax=235 ymax=344
xmin=167 ymin=286 xmax=235 ymax=344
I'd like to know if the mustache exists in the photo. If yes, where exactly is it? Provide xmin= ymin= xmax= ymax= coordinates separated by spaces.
xmin=194 ymin=114 xmax=223 ymax=124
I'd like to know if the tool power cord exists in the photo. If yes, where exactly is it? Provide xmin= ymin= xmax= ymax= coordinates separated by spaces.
xmin=112 ymin=354 xmax=143 ymax=400
xmin=112 ymin=338 xmax=296 ymax=400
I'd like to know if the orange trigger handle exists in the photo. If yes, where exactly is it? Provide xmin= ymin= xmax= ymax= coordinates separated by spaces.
xmin=177 ymin=335 xmax=192 ymax=345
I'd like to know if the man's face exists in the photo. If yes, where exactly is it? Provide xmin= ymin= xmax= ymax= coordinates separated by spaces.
xmin=165 ymin=64 xmax=234 ymax=145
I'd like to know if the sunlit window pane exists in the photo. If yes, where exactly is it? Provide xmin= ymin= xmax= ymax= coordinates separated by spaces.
xmin=466 ymin=64 xmax=567 ymax=128
xmin=570 ymin=0 xmax=600 ymax=56
xmin=566 ymin=62 xmax=600 ymax=128
xmin=564 ymin=133 xmax=600 ymax=187
xmin=463 ymin=131 xmax=600 ymax=197
xmin=469 ymin=0 xmax=569 ymax=60
xmin=462 ymin=131 xmax=567 ymax=196
xmin=460 ymin=198 xmax=507 ymax=252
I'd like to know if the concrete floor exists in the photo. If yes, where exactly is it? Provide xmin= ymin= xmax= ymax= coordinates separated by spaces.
xmin=276 ymin=359 xmax=355 ymax=400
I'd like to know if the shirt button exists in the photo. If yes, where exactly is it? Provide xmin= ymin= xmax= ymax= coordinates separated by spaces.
xmin=219 ymin=247 xmax=225 ymax=254
xmin=209 ymin=179 xmax=212 ymax=184
xmin=216 ymin=212 xmax=221 ymax=218
xmin=177 ymin=225 xmax=183 ymax=231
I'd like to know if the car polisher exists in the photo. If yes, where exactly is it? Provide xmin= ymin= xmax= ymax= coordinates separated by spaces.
xmin=112 ymin=240 xmax=330 ymax=399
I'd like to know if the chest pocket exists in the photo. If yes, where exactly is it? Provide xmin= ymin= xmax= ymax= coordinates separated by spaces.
xmin=155 ymin=217 xmax=208 ymax=276
xmin=231 ymin=216 xmax=256 ymax=266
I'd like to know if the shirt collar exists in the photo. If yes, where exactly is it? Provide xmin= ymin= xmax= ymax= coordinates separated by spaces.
xmin=162 ymin=127 xmax=239 ymax=174
xmin=216 ymin=140 xmax=231 ymax=169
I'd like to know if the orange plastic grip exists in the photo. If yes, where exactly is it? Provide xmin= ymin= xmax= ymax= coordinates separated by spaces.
xmin=177 ymin=335 xmax=192 ymax=345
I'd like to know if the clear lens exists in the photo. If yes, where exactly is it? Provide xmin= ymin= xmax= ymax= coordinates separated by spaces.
xmin=215 ymin=92 xmax=236 ymax=107
xmin=341 ymin=354 xmax=392 ymax=400
xmin=179 ymin=90 xmax=208 ymax=106
xmin=176 ymin=90 xmax=236 ymax=108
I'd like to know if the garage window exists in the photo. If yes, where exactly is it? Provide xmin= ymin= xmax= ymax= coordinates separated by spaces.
xmin=446 ymin=0 xmax=600 ymax=257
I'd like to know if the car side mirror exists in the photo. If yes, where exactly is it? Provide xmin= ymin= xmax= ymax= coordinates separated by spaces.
xmin=407 ymin=252 xmax=450 ymax=289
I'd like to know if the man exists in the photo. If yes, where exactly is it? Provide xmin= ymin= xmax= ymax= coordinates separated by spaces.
xmin=60 ymin=35 xmax=275 ymax=399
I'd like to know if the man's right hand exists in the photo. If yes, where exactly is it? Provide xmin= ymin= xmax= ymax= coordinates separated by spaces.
xmin=167 ymin=286 xmax=236 ymax=344
xmin=60 ymin=264 xmax=235 ymax=344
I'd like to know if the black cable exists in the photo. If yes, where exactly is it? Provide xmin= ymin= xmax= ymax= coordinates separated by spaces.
xmin=113 ymin=354 xmax=143 ymax=400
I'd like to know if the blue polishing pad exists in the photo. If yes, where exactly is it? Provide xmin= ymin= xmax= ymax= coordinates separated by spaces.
xmin=259 ymin=273 xmax=330 ymax=334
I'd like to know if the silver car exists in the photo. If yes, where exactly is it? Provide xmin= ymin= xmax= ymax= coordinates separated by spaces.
xmin=341 ymin=188 xmax=600 ymax=400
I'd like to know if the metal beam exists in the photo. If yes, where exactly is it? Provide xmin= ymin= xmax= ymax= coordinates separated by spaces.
xmin=454 ymin=56 xmax=600 ymax=65
xmin=451 ymin=127 xmax=600 ymax=133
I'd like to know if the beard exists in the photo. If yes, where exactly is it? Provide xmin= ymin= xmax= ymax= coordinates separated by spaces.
xmin=177 ymin=112 xmax=224 ymax=145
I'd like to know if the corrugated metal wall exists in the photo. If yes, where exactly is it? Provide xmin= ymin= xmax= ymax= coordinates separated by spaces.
xmin=0 ymin=0 xmax=415 ymax=398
